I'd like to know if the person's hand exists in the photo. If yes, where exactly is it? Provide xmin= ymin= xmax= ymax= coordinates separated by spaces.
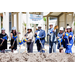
xmin=52 ymin=30 xmax=55 ymax=32
xmin=57 ymin=37 xmax=60 ymax=39
xmin=65 ymin=29 xmax=67 ymax=32
xmin=0 ymin=38 xmax=2 ymax=40
xmin=69 ymin=35 xmax=72 ymax=38
xmin=35 ymin=32 xmax=37 ymax=35
xmin=39 ymin=37 xmax=41 ymax=39
xmin=2 ymin=39 xmax=5 ymax=42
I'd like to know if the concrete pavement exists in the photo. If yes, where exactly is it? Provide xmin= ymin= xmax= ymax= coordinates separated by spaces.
xmin=4 ymin=42 xmax=75 ymax=53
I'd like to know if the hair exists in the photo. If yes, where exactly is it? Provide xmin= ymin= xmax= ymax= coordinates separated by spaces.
xmin=27 ymin=29 xmax=32 ymax=33
xmin=66 ymin=28 xmax=72 ymax=32
xmin=11 ymin=30 xmax=17 ymax=35
xmin=1 ymin=30 xmax=5 ymax=34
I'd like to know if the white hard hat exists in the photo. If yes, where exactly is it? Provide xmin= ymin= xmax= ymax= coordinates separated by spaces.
xmin=49 ymin=24 xmax=53 ymax=26
xmin=60 ymin=27 xmax=63 ymax=31
xmin=1 ymin=28 xmax=5 ymax=30
xmin=38 ymin=24 xmax=42 ymax=28
xmin=67 ymin=26 xmax=71 ymax=29
xmin=12 ymin=27 xmax=16 ymax=30
xmin=27 ymin=26 xmax=32 ymax=30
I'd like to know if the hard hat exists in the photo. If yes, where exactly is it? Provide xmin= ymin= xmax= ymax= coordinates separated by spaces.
xmin=27 ymin=26 xmax=32 ymax=30
xmin=1 ymin=28 xmax=5 ymax=30
xmin=60 ymin=27 xmax=63 ymax=31
xmin=49 ymin=24 xmax=53 ymax=26
xmin=38 ymin=24 xmax=42 ymax=28
xmin=67 ymin=26 xmax=71 ymax=29
xmin=12 ymin=27 xmax=16 ymax=30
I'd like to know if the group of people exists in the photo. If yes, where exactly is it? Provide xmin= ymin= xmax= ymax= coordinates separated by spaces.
xmin=0 ymin=24 xmax=74 ymax=54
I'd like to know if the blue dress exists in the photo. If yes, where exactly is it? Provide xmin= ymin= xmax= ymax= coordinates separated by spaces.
xmin=57 ymin=33 xmax=64 ymax=49
xmin=64 ymin=32 xmax=73 ymax=53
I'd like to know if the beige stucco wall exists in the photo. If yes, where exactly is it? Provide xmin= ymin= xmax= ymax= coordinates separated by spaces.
xmin=59 ymin=13 xmax=73 ymax=30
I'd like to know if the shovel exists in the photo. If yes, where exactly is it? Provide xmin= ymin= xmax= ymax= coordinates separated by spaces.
xmin=59 ymin=42 xmax=63 ymax=50
xmin=9 ymin=36 xmax=17 ymax=49
xmin=0 ymin=36 xmax=7 ymax=47
xmin=39 ymin=39 xmax=46 ymax=52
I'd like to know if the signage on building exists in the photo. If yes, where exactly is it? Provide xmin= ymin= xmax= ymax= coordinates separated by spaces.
xmin=30 ymin=14 xmax=43 ymax=21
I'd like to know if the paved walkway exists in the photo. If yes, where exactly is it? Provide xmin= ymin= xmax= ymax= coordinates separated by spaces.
xmin=4 ymin=43 xmax=75 ymax=53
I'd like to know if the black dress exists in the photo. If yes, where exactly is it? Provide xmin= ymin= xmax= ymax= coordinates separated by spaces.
xmin=11 ymin=32 xmax=17 ymax=50
xmin=0 ymin=33 xmax=7 ymax=50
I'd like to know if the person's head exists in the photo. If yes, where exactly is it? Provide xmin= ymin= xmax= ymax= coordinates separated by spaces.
xmin=49 ymin=24 xmax=53 ymax=28
xmin=38 ymin=24 xmax=42 ymax=30
xmin=27 ymin=27 xmax=32 ymax=33
xmin=59 ymin=27 xmax=63 ymax=33
xmin=12 ymin=27 xmax=16 ymax=33
xmin=66 ymin=26 xmax=71 ymax=33
xmin=1 ymin=28 xmax=5 ymax=34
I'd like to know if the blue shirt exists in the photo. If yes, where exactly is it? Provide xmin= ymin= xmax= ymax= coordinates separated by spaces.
xmin=57 ymin=33 xmax=63 ymax=38
xmin=47 ymin=28 xmax=56 ymax=42
xmin=64 ymin=32 xmax=73 ymax=46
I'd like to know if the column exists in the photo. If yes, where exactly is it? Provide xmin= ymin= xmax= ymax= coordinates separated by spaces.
xmin=72 ymin=12 xmax=74 ymax=32
xmin=16 ymin=13 xmax=19 ymax=44
xmin=19 ymin=12 xmax=22 ymax=40
xmin=11 ymin=13 xmax=14 ymax=27
xmin=47 ymin=16 xmax=49 ymax=43
xmin=57 ymin=17 xmax=59 ymax=32
xmin=41 ymin=12 xmax=44 ymax=30
xmin=26 ymin=12 xmax=30 ymax=30
xmin=3 ymin=12 xmax=9 ymax=36
xmin=64 ymin=13 xmax=67 ymax=28
xmin=0 ymin=15 xmax=1 ymax=33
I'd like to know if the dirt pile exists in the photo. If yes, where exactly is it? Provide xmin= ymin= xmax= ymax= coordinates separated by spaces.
xmin=0 ymin=52 xmax=75 ymax=62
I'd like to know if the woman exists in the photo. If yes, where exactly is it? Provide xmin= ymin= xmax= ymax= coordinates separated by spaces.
xmin=25 ymin=26 xmax=33 ymax=53
xmin=0 ymin=28 xmax=8 ymax=53
xmin=57 ymin=27 xmax=64 ymax=53
xmin=63 ymin=26 xmax=73 ymax=54
xmin=10 ymin=27 xmax=20 ymax=52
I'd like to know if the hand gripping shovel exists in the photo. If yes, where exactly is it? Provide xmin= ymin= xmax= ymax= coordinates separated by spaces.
xmin=19 ymin=39 xmax=23 ymax=53
xmin=9 ymin=36 xmax=17 ymax=49
xmin=0 ymin=36 xmax=7 ymax=47
xmin=58 ymin=38 xmax=63 ymax=50
xmin=37 ymin=36 xmax=46 ymax=52
xmin=64 ymin=33 xmax=71 ymax=45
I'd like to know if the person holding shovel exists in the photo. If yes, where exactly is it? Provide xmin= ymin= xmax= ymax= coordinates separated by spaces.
xmin=47 ymin=24 xmax=57 ymax=53
xmin=34 ymin=24 xmax=46 ymax=53
xmin=63 ymin=26 xmax=73 ymax=54
xmin=57 ymin=27 xmax=64 ymax=53
xmin=10 ymin=27 xmax=20 ymax=52
xmin=24 ymin=26 xmax=33 ymax=53
xmin=0 ymin=28 xmax=8 ymax=53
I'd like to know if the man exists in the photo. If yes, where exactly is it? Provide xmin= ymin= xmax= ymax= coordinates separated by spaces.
xmin=47 ymin=24 xmax=57 ymax=53
xmin=34 ymin=24 xmax=46 ymax=53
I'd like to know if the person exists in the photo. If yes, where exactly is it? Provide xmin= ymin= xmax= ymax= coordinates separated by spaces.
xmin=0 ymin=28 xmax=8 ymax=53
xmin=57 ymin=27 xmax=64 ymax=53
xmin=34 ymin=24 xmax=46 ymax=53
xmin=63 ymin=26 xmax=73 ymax=54
xmin=25 ymin=26 xmax=33 ymax=53
xmin=10 ymin=27 xmax=20 ymax=52
xmin=47 ymin=24 xmax=57 ymax=53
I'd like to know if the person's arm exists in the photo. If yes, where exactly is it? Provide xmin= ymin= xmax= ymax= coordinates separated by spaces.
xmin=0 ymin=38 xmax=2 ymax=40
xmin=10 ymin=33 xmax=13 ymax=39
xmin=47 ymin=29 xmax=51 ymax=36
xmin=34 ymin=31 xmax=37 ymax=37
xmin=16 ymin=32 xmax=21 ymax=34
xmin=26 ymin=33 xmax=33 ymax=42
xmin=69 ymin=32 xmax=73 ymax=38
xmin=40 ymin=31 xmax=46 ymax=39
